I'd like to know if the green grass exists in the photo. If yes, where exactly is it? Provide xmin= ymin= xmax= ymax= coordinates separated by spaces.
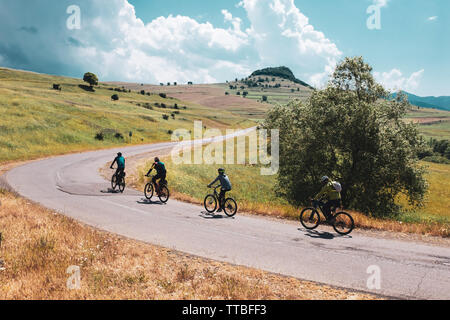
xmin=417 ymin=121 xmax=450 ymax=140
xmin=0 ymin=68 xmax=255 ymax=163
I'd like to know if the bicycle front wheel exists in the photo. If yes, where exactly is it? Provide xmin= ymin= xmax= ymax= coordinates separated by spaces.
xmin=158 ymin=186 xmax=170 ymax=203
xmin=144 ymin=183 xmax=153 ymax=200
xmin=223 ymin=198 xmax=237 ymax=217
xmin=300 ymin=208 xmax=320 ymax=230
xmin=333 ymin=212 xmax=354 ymax=235
xmin=204 ymin=195 xmax=217 ymax=213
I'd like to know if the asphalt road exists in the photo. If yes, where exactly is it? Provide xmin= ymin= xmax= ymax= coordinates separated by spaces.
xmin=3 ymin=131 xmax=450 ymax=299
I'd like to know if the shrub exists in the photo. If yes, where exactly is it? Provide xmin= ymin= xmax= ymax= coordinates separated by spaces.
xmin=52 ymin=84 xmax=61 ymax=91
xmin=168 ymin=130 xmax=173 ymax=134
xmin=114 ymin=132 xmax=124 ymax=140
xmin=225 ymin=92 xmax=229 ymax=95
xmin=188 ymin=82 xmax=193 ymax=85
xmin=140 ymin=90 xmax=146 ymax=95
xmin=262 ymin=95 xmax=268 ymax=102
xmin=162 ymin=115 xmax=169 ymax=120
xmin=237 ymin=91 xmax=241 ymax=96
xmin=161 ymin=103 xmax=167 ymax=108
xmin=111 ymin=94 xmax=119 ymax=101
xmin=159 ymin=93 xmax=167 ymax=99
xmin=95 ymin=132 xmax=104 ymax=141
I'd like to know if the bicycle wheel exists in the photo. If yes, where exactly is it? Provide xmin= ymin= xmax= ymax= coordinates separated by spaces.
xmin=118 ymin=177 xmax=126 ymax=193
xmin=300 ymin=208 xmax=320 ymax=230
xmin=223 ymin=198 xmax=237 ymax=217
xmin=333 ymin=212 xmax=355 ymax=235
xmin=158 ymin=186 xmax=170 ymax=203
xmin=111 ymin=175 xmax=117 ymax=191
xmin=144 ymin=183 xmax=154 ymax=200
xmin=204 ymin=195 xmax=217 ymax=213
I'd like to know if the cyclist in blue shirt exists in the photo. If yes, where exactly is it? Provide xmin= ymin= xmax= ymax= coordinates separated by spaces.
xmin=110 ymin=152 xmax=125 ymax=179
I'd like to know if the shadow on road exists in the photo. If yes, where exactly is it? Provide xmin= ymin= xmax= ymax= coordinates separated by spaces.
xmin=100 ymin=188 xmax=122 ymax=194
xmin=199 ymin=211 xmax=234 ymax=220
xmin=137 ymin=198 xmax=166 ymax=205
xmin=299 ymin=228 xmax=353 ymax=240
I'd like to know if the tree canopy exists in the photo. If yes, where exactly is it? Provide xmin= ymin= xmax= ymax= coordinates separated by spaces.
xmin=83 ymin=72 xmax=98 ymax=87
xmin=263 ymin=57 xmax=428 ymax=216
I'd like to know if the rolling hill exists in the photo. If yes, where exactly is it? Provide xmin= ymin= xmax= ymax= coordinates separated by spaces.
xmin=395 ymin=91 xmax=450 ymax=111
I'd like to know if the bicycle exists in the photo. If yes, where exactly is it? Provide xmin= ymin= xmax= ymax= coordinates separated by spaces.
xmin=144 ymin=173 xmax=170 ymax=203
xmin=111 ymin=169 xmax=126 ymax=193
xmin=204 ymin=185 xmax=237 ymax=217
xmin=300 ymin=200 xmax=354 ymax=235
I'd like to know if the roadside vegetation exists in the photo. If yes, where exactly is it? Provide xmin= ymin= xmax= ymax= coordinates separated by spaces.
xmin=0 ymin=190 xmax=377 ymax=300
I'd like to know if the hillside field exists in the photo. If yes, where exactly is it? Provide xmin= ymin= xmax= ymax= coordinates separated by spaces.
xmin=0 ymin=68 xmax=255 ymax=163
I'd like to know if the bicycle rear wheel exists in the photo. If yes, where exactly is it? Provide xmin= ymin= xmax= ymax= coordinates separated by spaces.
xmin=144 ymin=183 xmax=154 ymax=200
xmin=204 ymin=195 xmax=217 ymax=213
xmin=118 ymin=177 xmax=125 ymax=193
xmin=223 ymin=198 xmax=237 ymax=217
xmin=111 ymin=175 xmax=117 ymax=191
xmin=158 ymin=186 xmax=170 ymax=203
xmin=300 ymin=208 xmax=320 ymax=230
xmin=333 ymin=212 xmax=354 ymax=235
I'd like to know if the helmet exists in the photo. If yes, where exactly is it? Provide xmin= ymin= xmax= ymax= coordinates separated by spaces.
xmin=154 ymin=157 xmax=160 ymax=162
xmin=117 ymin=152 xmax=122 ymax=157
xmin=218 ymin=168 xmax=225 ymax=174
xmin=321 ymin=176 xmax=329 ymax=183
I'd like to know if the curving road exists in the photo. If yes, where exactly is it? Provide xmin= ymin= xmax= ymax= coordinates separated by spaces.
xmin=2 ymin=130 xmax=450 ymax=300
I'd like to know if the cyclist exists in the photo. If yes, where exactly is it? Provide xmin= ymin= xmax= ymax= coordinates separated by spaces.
xmin=145 ymin=157 xmax=166 ymax=195
xmin=313 ymin=176 xmax=341 ymax=218
xmin=110 ymin=152 xmax=125 ymax=180
xmin=207 ymin=168 xmax=232 ymax=213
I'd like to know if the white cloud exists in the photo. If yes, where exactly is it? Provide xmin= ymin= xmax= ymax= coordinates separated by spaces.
xmin=0 ymin=0 xmax=341 ymax=86
xmin=427 ymin=16 xmax=438 ymax=21
xmin=239 ymin=0 xmax=342 ymax=86
xmin=374 ymin=68 xmax=425 ymax=92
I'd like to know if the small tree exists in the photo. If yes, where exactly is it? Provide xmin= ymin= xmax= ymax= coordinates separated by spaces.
xmin=83 ymin=72 xmax=98 ymax=88
xmin=111 ymin=94 xmax=119 ymax=101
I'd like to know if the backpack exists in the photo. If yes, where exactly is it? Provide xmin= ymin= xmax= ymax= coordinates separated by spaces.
xmin=332 ymin=181 xmax=342 ymax=193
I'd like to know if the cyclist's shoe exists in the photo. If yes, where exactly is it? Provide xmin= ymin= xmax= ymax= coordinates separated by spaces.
xmin=217 ymin=208 xmax=223 ymax=213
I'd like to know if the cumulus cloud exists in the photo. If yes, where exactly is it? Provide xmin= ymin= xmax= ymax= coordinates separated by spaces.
xmin=0 ymin=0 xmax=341 ymax=86
xmin=427 ymin=16 xmax=438 ymax=21
xmin=374 ymin=68 xmax=425 ymax=92
xmin=239 ymin=0 xmax=342 ymax=86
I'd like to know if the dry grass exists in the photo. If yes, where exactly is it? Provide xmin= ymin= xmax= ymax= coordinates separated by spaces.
xmin=0 ymin=191 xmax=378 ymax=300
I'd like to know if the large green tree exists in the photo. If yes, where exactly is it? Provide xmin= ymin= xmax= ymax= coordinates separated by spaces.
xmin=264 ymin=57 xmax=428 ymax=216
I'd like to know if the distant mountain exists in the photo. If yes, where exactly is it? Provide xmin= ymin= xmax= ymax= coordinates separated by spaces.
xmin=250 ymin=66 xmax=313 ymax=88
xmin=394 ymin=91 xmax=450 ymax=111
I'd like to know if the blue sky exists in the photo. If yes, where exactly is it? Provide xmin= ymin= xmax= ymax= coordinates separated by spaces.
xmin=0 ymin=0 xmax=448 ymax=96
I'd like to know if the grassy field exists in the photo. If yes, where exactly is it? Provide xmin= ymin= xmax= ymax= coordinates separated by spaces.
xmin=0 ymin=68 xmax=255 ymax=164
xmin=132 ymin=141 xmax=449 ymax=237
xmin=0 ymin=190 xmax=377 ymax=300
